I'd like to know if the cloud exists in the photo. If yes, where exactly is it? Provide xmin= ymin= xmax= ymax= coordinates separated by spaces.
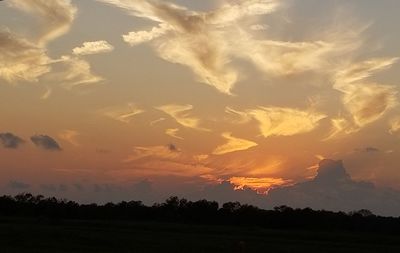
xmin=0 ymin=29 xmax=51 ymax=83
xmin=121 ymin=145 xmax=213 ymax=177
xmin=330 ymin=58 xmax=398 ymax=136
xmin=266 ymin=159 xmax=400 ymax=216
xmin=229 ymin=177 xmax=291 ymax=194
xmin=2 ymin=1 xmax=103 ymax=87
xmin=156 ymin=104 xmax=208 ymax=131
xmin=123 ymin=145 xmax=181 ymax=163
xmin=9 ymin=0 xmax=76 ymax=45
xmin=97 ymin=0 xmax=283 ymax=94
xmin=212 ymin=132 xmax=258 ymax=155
xmin=73 ymin=40 xmax=115 ymax=55
xmin=0 ymin=132 xmax=25 ymax=149
xmin=165 ymin=128 xmax=184 ymax=140
xmin=31 ymin=134 xmax=62 ymax=151
xmin=101 ymin=103 xmax=144 ymax=123
xmin=97 ymin=0 xmax=375 ymax=97
xmin=123 ymin=23 xmax=171 ymax=46
xmin=389 ymin=117 xmax=400 ymax=134
xmin=51 ymin=56 xmax=104 ymax=88
xmin=8 ymin=180 xmax=30 ymax=190
xmin=58 ymin=130 xmax=80 ymax=146
xmin=355 ymin=147 xmax=380 ymax=153
xmin=248 ymin=107 xmax=326 ymax=138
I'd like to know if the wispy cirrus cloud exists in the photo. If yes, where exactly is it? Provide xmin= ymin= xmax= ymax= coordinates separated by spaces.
xmin=1 ymin=0 xmax=102 ymax=88
xmin=165 ymin=128 xmax=184 ymax=140
xmin=101 ymin=103 xmax=144 ymax=123
xmin=58 ymin=130 xmax=80 ymax=146
xmin=97 ymin=0 xmax=282 ymax=94
xmin=212 ymin=132 xmax=258 ymax=155
xmin=156 ymin=104 xmax=208 ymax=131
xmin=73 ymin=40 xmax=115 ymax=56
xmin=228 ymin=106 xmax=326 ymax=138
xmin=326 ymin=58 xmax=398 ymax=139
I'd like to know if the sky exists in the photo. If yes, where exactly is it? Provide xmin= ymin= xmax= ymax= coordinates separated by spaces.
xmin=1 ymin=0 xmax=400 ymax=214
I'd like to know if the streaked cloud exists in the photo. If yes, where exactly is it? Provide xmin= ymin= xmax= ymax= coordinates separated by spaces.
xmin=73 ymin=40 xmax=114 ymax=56
xmin=58 ymin=130 xmax=80 ymax=146
xmin=54 ymin=56 xmax=104 ymax=87
xmin=229 ymin=176 xmax=291 ymax=194
xmin=326 ymin=58 xmax=399 ymax=139
xmin=9 ymin=0 xmax=76 ymax=45
xmin=156 ymin=104 xmax=208 ymax=131
xmin=165 ymin=128 xmax=184 ymax=140
xmin=212 ymin=132 xmax=258 ymax=155
xmin=1 ymin=1 xmax=103 ymax=87
xmin=389 ymin=117 xmax=400 ymax=135
xmin=0 ymin=29 xmax=51 ymax=83
xmin=248 ymin=107 xmax=326 ymax=138
xmin=102 ymin=103 xmax=144 ymax=123
xmin=122 ymin=145 xmax=213 ymax=177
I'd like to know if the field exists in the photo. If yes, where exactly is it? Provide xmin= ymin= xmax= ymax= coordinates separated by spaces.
xmin=1 ymin=218 xmax=399 ymax=253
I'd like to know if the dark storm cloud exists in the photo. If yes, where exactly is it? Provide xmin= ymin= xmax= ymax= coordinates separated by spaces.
xmin=0 ymin=132 xmax=24 ymax=149
xmin=8 ymin=180 xmax=30 ymax=190
xmin=167 ymin=143 xmax=178 ymax=152
xmin=266 ymin=159 xmax=400 ymax=217
xmin=31 ymin=135 xmax=62 ymax=151
xmin=40 ymin=184 xmax=68 ymax=192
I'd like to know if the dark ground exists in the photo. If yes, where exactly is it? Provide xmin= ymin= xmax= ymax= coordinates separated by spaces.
xmin=1 ymin=217 xmax=399 ymax=253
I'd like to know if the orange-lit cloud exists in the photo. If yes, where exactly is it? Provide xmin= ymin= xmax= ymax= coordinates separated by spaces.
xmin=58 ymin=130 xmax=80 ymax=147
xmin=229 ymin=176 xmax=291 ymax=194
xmin=249 ymin=107 xmax=326 ymax=138
xmin=165 ymin=128 xmax=184 ymax=140
xmin=101 ymin=103 xmax=144 ymax=123
xmin=212 ymin=132 xmax=258 ymax=155
xmin=156 ymin=104 xmax=208 ymax=131
xmin=389 ymin=117 xmax=400 ymax=135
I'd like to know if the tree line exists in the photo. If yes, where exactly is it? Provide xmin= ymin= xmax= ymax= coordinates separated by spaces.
xmin=1 ymin=193 xmax=400 ymax=233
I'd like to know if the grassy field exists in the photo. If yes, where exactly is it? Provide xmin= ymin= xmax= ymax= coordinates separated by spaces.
xmin=1 ymin=217 xmax=399 ymax=253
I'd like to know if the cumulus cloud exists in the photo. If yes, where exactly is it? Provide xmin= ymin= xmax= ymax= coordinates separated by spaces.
xmin=212 ymin=132 xmax=258 ymax=155
xmin=31 ymin=134 xmax=62 ymax=151
xmin=156 ymin=104 xmax=208 ymax=131
xmin=0 ymin=132 xmax=25 ymax=149
xmin=73 ymin=40 xmax=115 ymax=55
xmin=123 ymin=23 xmax=171 ymax=46
xmin=266 ymin=159 xmax=400 ymax=217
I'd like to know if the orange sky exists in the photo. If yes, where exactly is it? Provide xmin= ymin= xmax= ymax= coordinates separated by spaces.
xmin=1 ymin=0 xmax=400 ymax=204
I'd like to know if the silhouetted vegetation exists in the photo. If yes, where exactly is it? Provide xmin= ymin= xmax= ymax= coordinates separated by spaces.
xmin=1 ymin=193 xmax=400 ymax=234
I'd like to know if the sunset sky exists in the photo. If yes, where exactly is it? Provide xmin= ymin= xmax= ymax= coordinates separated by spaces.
xmin=1 ymin=0 xmax=400 ymax=210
